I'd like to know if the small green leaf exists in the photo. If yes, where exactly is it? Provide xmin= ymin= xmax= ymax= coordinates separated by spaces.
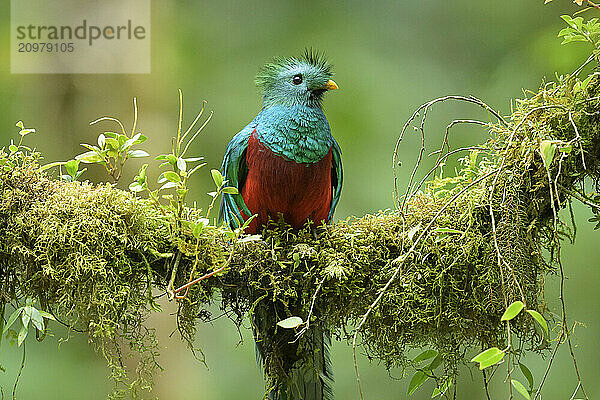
xmin=3 ymin=308 xmax=22 ymax=334
xmin=76 ymin=151 xmax=103 ymax=163
xmin=192 ymin=224 xmax=203 ymax=238
xmin=519 ymin=362 xmax=534 ymax=389
xmin=16 ymin=120 xmax=24 ymax=129
xmin=177 ymin=157 xmax=186 ymax=172
xmin=581 ymin=75 xmax=593 ymax=89
xmin=211 ymin=169 xmax=224 ymax=188
xmin=133 ymin=134 xmax=147 ymax=144
xmin=222 ymin=186 xmax=239 ymax=194
xmin=526 ymin=309 xmax=549 ymax=337
xmin=427 ymin=354 xmax=443 ymax=370
xmin=240 ymin=214 xmax=257 ymax=231
xmin=539 ymin=140 xmax=556 ymax=169
xmin=74 ymin=168 xmax=87 ymax=180
xmin=166 ymin=154 xmax=177 ymax=164
xmin=481 ymin=352 xmax=504 ymax=369
xmin=97 ymin=133 xmax=106 ymax=148
xmin=558 ymin=27 xmax=574 ymax=37
xmin=276 ymin=316 xmax=303 ymax=329
xmin=121 ymin=133 xmax=142 ymax=151
xmin=80 ymin=143 xmax=100 ymax=153
xmin=160 ymin=181 xmax=178 ymax=191
xmin=432 ymin=377 xmax=452 ymax=398
xmin=501 ymin=301 xmax=525 ymax=321
xmin=39 ymin=310 xmax=56 ymax=321
xmin=104 ymin=138 xmax=120 ymax=150
xmin=163 ymin=171 xmax=181 ymax=183
xmin=138 ymin=164 xmax=148 ymax=181
xmin=129 ymin=182 xmax=144 ymax=192
xmin=471 ymin=347 xmax=505 ymax=369
xmin=511 ymin=379 xmax=531 ymax=400
xmin=21 ymin=306 xmax=33 ymax=329
xmin=128 ymin=150 xmax=150 ymax=158
xmin=30 ymin=307 xmax=44 ymax=331
xmin=192 ymin=219 xmax=209 ymax=238
xmin=115 ymin=134 xmax=126 ymax=147
xmin=560 ymin=15 xmax=572 ymax=25
xmin=65 ymin=159 xmax=80 ymax=178
xmin=19 ymin=128 xmax=35 ymax=137
xmin=9 ymin=144 xmax=18 ymax=153
xmin=561 ymin=35 xmax=587 ymax=45
xmin=413 ymin=349 xmax=438 ymax=364
xmin=407 ymin=371 xmax=428 ymax=396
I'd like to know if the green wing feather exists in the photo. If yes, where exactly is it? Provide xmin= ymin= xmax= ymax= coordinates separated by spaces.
xmin=328 ymin=138 xmax=343 ymax=221
xmin=219 ymin=124 xmax=254 ymax=228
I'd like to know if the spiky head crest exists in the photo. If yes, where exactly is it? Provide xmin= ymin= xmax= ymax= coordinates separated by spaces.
xmin=255 ymin=50 xmax=335 ymax=108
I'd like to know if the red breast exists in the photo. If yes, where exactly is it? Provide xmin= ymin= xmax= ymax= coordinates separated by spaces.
xmin=240 ymin=130 xmax=332 ymax=233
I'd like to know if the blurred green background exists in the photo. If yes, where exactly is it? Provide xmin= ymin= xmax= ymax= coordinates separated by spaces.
xmin=1 ymin=0 xmax=599 ymax=399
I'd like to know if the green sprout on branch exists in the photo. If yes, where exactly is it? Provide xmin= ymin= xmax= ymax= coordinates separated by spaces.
xmin=129 ymin=90 xmax=212 ymax=231
xmin=77 ymin=98 xmax=149 ymax=182
xmin=1 ymin=298 xmax=55 ymax=350
xmin=0 ymin=121 xmax=35 ymax=172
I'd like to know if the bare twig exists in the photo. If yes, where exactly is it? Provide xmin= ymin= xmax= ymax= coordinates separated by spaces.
xmin=292 ymin=276 xmax=326 ymax=343
xmin=568 ymin=111 xmax=587 ymax=171
xmin=533 ymin=143 xmax=588 ymax=399
xmin=393 ymin=95 xmax=507 ymax=212
xmin=12 ymin=343 xmax=25 ymax=400
xmin=166 ymin=251 xmax=182 ymax=301
xmin=482 ymin=369 xmax=492 ymax=400
xmin=559 ymin=185 xmax=600 ymax=211
xmin=173 ymin=244 xmax=237 ymax=295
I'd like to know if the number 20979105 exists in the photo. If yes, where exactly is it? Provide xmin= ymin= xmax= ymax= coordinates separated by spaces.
xmin=17 ymin=42 xmax=74 ymax=52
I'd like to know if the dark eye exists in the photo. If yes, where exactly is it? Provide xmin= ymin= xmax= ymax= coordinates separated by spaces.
xmin=292 ymin=74 xmax=303 ymax=85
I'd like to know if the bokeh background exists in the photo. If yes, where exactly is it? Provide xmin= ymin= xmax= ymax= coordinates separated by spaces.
xmin=1 ymin=0 xmax=599 ymax=399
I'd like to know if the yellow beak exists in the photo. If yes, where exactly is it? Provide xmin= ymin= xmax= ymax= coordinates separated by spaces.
xmin=322 ymin=79 xmax=339 ymax=90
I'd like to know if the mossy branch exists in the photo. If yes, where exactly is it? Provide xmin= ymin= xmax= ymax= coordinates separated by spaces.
xmin=1 ymin=62 xmax=600 ymax=399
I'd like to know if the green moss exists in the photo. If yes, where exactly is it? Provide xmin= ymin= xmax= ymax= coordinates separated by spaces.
xmin=1 ymin=68 xmax=599 ymax=397
xmin=0 ymin=153 xmax=173 ymax=397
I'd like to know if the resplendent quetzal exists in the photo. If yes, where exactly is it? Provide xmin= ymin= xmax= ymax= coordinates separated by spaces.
xmin=219 ymin=51 xmax=342 ymax=399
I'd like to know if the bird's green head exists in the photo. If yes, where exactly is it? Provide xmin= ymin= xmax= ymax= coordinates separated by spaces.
xmin=256 ymin=50 xmax=338 ymax=108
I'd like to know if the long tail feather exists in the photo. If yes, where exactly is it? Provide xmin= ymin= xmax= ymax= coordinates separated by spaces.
xmin=283 ymin=327 xmax=333 ymax=400
xmin=253 ymin=308 xmax=334 ymax=400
